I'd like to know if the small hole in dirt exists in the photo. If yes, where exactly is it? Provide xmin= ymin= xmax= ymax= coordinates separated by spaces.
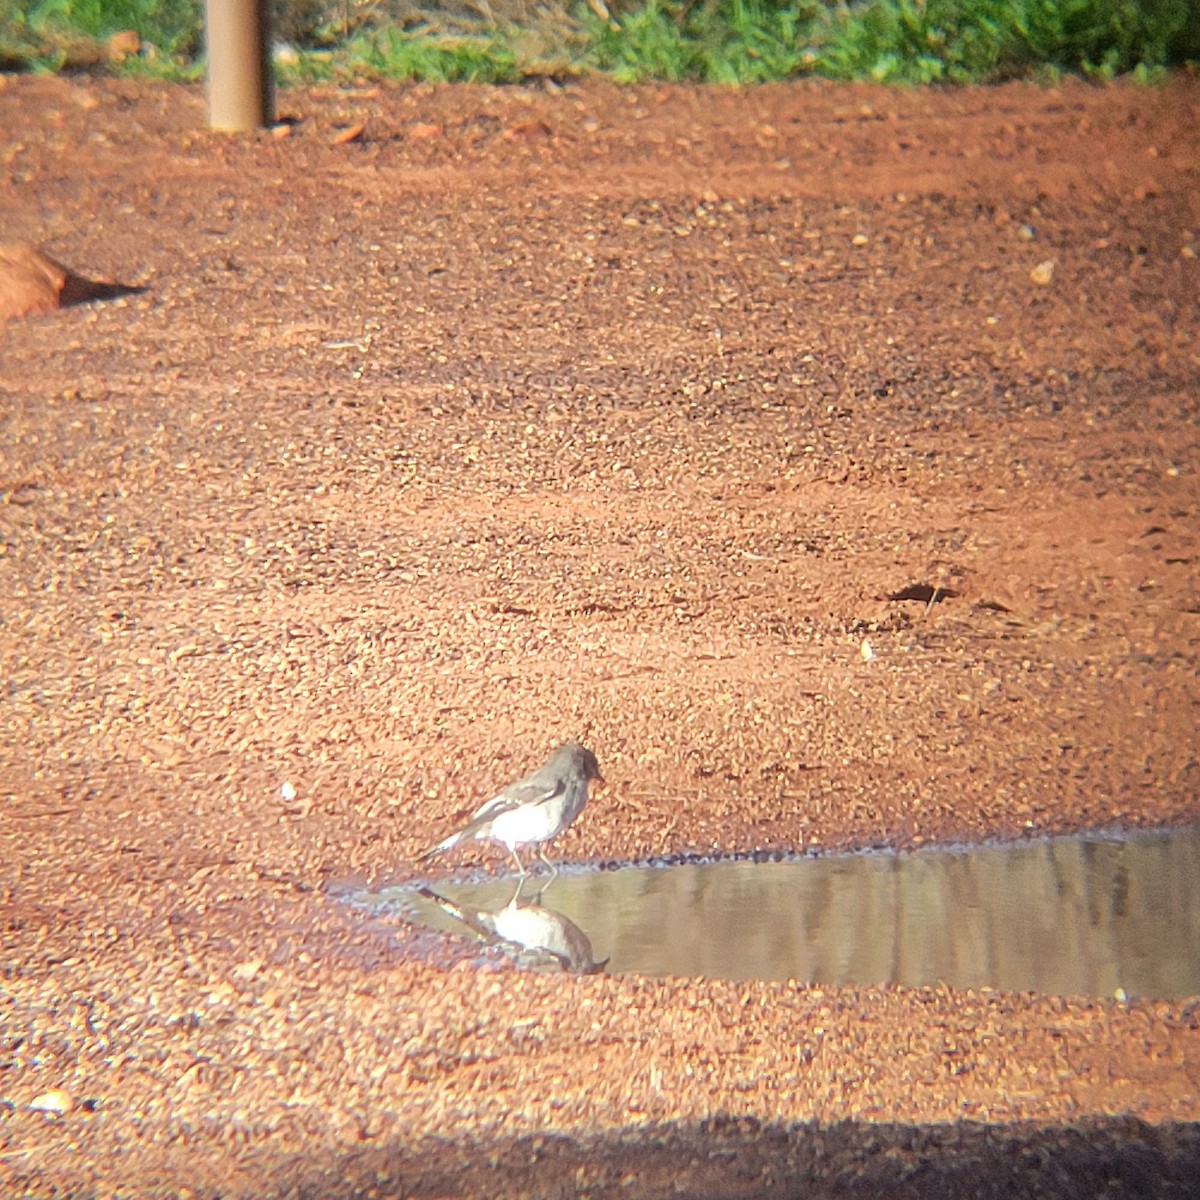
xmin=888 ymin=582 xmax=959 ymax=604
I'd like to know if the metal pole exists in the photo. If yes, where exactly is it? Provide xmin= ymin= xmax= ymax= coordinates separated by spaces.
xmin=205 ymin=0 xmax=274 ymax=131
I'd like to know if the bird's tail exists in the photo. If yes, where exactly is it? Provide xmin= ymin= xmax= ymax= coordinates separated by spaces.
xmin=417 ymin=831 xmax=460 ymax=862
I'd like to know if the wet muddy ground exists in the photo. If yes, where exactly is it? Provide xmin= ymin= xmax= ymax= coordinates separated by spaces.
xmin=2 ymin=72 xmax=1199 ymax=1197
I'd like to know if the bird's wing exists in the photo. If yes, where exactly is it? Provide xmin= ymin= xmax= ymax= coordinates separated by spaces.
xmin=469 ymin=774 xmax=565 ymax=822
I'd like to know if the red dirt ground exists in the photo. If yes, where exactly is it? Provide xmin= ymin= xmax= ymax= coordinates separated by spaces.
xmin=2 ymin=72 xmax=1199 ymax=1198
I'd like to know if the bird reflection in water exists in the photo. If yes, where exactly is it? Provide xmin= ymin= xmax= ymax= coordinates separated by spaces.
xmin=416 ymin=877 xmax=609 ymax=976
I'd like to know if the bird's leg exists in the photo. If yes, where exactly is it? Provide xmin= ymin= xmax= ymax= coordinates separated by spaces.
xmin=508 ymin=847 xmax=527 ymax=876
xmin=537 ymin=845 xmax=559 ymax=881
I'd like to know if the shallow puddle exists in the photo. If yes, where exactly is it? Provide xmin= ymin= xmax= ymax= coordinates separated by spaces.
xmin=344 ymin=827 xmax=1200 ymax=999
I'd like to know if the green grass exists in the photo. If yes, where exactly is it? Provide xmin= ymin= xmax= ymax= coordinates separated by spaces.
xmin=580 ymin=0 xmax=819 ymax=83
xmin=1 ymin=0 xmax=1197 ymax=82
xmin=0 ymin=0 xmax=199 ymax=69
xmin=581 ymin=0 xmax=1199 ymax=84
xmin=275 ymin=26 xmax=525 ymax=84
xmin=804 ymin=0 xmax=1200 ymax=83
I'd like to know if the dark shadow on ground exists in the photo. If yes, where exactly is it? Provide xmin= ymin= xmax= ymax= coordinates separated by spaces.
xmin=273 ymin=1115 xmax=1200 ymax=1200
xmin=58 ymin=272 xmax=145 ymax=308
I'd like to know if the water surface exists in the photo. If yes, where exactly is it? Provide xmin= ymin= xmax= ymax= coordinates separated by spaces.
xmin=346 ymin=827 xmax=1200 ymax=999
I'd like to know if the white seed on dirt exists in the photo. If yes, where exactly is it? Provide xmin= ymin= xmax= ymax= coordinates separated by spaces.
xmin=1030 ymin=260 xmax=1055 ymax=285
xmin=29 ymin=1089 xmax=74 ymax=1116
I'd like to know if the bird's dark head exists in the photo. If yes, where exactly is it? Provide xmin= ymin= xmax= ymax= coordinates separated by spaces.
xmin=557 ymin=741 xmax=604 ymax=785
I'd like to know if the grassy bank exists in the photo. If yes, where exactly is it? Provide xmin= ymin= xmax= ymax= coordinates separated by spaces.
xmin=1 ymin=0 xmax=1197 ymax=83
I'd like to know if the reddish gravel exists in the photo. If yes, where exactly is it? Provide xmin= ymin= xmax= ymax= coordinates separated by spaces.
xmin=1 ymin=71 xmax=1199 ymax=1199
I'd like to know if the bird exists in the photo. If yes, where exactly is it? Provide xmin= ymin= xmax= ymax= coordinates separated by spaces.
xmin=418 ymin=742 xmax=603 ymax=876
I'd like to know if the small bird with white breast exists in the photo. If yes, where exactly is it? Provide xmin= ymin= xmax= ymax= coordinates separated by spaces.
xmin=418 ymin=741 xmax=603 ymax=875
